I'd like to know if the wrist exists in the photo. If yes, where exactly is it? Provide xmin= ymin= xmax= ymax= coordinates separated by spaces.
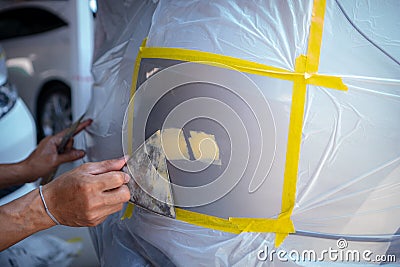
xmin=0 ymin=161 xmax=30 ymax=188
xmin=39 ymin=185 xmax=60 ymax=225
xmin=19 ymin=158 xmax=37 ymax=183
xmin=28 ymin=188 xmax=56 ymax=229
xmin=1 ymin=189 xmax=55 ymax=238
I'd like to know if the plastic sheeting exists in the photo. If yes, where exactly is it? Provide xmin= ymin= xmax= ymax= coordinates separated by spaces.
xmin=0 ymin=235 xmax=82 ymax=267
xmin=85 ymin=0 xmax=400 ymax=265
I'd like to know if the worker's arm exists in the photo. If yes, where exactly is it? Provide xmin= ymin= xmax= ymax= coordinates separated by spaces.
xmin=0 ymin=158 xmax=131 ymax=251
xmin=0 ymin=119 xmax=92 ymax=189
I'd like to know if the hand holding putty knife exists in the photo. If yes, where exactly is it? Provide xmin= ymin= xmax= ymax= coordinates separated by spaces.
xmin=40 ymin=114 xmax=89 ymax=185
xmin=122 ymin=130 xmax=176 ymax=218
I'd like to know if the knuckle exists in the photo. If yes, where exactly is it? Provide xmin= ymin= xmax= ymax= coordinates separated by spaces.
xmin=81 ymin=188 xmax=97 ymax=210
xmin=79 ymin=181 xmax=92 ymax=194
xmin=120 ymin=185 xmax=131 ymax=202
xmin=117 ymin=172 xmax=126 ymax=184
xmin=99 ymin=180 xmax=108 ymax=190
xmin=82 ymin=195 xmax=93 ymax=211
xmin=124 ymin=173 xmax=131 ymax=183
xmin=100 ymin=159 xmax=113 ymax=170
xmin=80 ymin=162 xmax=92 ymax=172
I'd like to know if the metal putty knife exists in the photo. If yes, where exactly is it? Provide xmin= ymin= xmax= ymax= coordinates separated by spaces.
xmin=122 ymin=130 xmax=176 ymax=218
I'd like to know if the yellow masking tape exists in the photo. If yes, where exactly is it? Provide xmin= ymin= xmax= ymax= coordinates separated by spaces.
xmin=280 ymin=56 xmax=307 ymax=216
xmin=131 ymin=38 xmax=148 ymax=97
xmin=123 ymin=0 xmax=346 ymax=248
xmin=230 ymin=218 xmax=295 ymax=234
xmin=176 ymin=208 xmax=295 ymax=234
xmin=306 ymin=0 xmax=327 ymax=73
xmin=308 ymin=74 xmax=347 ymax=90
xmin=275 ymin=0 xmax=329 ymax=247
xmin=66 ymin=237 xmax=83 ymax=243
xmin=138 ymin=45 xmax=346 ymax=91
xmin=140 ymin=46 xmax=294 ymax=80
xmin=176 ymin=208 xmax=241 ymax=234
xmin=121 ymin=202 xmax=135 ymax=220
xmin=122 ymin=39 xmax=148 ymax=220
xmin=275 ymin=55 xmax=308 ymax=247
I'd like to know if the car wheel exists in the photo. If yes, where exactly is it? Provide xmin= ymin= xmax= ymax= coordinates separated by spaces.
xmin=37 ymin=84 xmax=72 ymax=140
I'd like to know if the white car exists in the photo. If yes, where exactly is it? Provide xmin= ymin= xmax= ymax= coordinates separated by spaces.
xmin=0 ymin=0 xmax=94 ymax=140
xmin=0 ymin=44 xmax=99 ymax=267
xmin=0 ymin=45 xmax=37 ymax=205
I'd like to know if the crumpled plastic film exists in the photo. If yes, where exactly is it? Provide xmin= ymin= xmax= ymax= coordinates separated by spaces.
xmin=86 ymin=0 xmax=400 ymax=266
xmin=0 ymin=235 xmax=82 ymax=267
xmin=146 ymin=0 xmax=312 ymax=71
xmin=83 ymin=0 xmax=158 ymax=162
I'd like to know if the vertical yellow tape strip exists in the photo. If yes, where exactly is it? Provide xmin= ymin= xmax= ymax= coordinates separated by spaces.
xmin=275 ymin=55 xmax=307 ymax=247
xmin=306 ymin=0 xmax=326 ymax=74
xmin=275 ymin=0 xmax=326 ymax=247
xmin=121 ymin=39 xmax=148 ymax=220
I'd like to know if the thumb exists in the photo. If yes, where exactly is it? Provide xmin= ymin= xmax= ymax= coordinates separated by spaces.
xmin=86 ymin=158 xmax=127 ymax=175
xmin=57 ymin=149 xmax=86 ymax=164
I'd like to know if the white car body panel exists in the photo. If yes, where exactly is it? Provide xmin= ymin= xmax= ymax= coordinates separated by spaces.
xmin=0 ymin=0 xmax=93 ymax=137
xmin=0 ymin=98 xmax=37 ymax=206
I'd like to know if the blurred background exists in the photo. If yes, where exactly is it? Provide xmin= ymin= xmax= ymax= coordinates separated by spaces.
xmin=0 ymin=0 xmax=99 ymax=266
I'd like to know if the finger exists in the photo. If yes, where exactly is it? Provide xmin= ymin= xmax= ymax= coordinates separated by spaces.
xmin=73 ymin=119 xmax=93 ymax=136
xmin=64 ymin=138 xmax=74 ymax=152
xmin=95 ymin=171 xmax=130 ymax=191
xmin=54 ymin=119 xmax=92 ymax=139
xmin=57 ymin=149 xmax=85 ymax=164
xmin=85 ymin=158 xmax=127 ymax=175
xmin=39 ymin=134 xmax=61 ymax=148
xmin=102 ymin=184 xmax=131 ymax=205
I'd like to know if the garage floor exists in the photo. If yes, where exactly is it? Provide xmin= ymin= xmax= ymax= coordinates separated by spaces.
xmin=36 ymin=226 xmax=99 ymax=267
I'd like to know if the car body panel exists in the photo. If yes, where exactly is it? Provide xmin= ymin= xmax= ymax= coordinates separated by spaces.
xmin=0 ymin=1 xmax=72 ymax=119
xmin=0 ymin=98 xmax=36 ymax=163
xmin=0 ymin=0 xmax=93 ymax=139
xmin=0 ymin=44 xmax=37 ymax=206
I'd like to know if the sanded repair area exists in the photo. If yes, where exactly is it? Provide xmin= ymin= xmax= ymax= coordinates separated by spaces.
xmin=123 ymin=128 xmax=222 ymax=218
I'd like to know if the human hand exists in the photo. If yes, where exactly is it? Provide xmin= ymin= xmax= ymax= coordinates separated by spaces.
xmin=22 ymin=119 xmax=92 ymax=182
xmin=41 ymin=158 xmax=131 ymax=227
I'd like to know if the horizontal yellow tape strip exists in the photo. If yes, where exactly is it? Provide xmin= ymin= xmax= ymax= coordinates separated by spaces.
xmin=122 ymin=204 xmax=295 ymax=236
xmin=175 ymin=208 xmax=241 ymax=234
xmin=230 ymin=218 xmax=295 ymax=233
xmin=140 ymin=46 xmax=292 ymax=79
xmin=140 ymin=46 xmax=347 ymax=91
xmin=176 ymin=208 xmax=295 ymax=234
xmin=308 ymin=73 xmax=347 ymax=90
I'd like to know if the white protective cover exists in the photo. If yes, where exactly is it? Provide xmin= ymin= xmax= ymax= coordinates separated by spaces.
xmin=86 ymin=0 xmax=400 ymax=266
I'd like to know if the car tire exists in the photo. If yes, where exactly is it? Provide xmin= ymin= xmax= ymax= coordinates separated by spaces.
xmin=37 ymin=83 xmax=72 ymax=141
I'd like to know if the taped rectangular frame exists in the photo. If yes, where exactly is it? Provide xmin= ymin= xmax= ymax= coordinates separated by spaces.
xmin=122 ymin=0 xmax=348 ymax=247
